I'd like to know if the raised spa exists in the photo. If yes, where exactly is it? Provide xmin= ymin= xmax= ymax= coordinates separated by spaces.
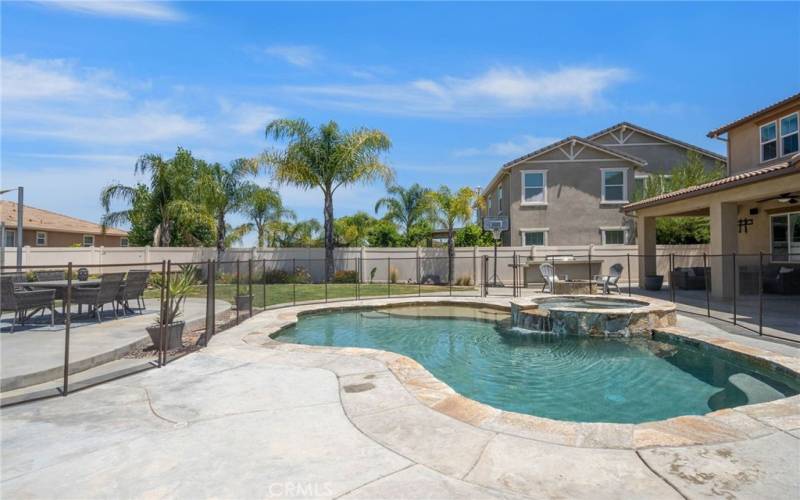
xmin=510 ymin=295 xmax=676 ymax=336
xmin=275 ymin=305 xmax=798 ymax=424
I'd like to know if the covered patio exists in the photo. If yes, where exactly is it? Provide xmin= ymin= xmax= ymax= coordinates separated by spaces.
xmin=625 ymin=158 xmax=800 ymax=300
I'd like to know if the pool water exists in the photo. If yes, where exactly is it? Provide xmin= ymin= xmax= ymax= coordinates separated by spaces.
xmin=276 ymin=306 xmax=799 ymax=423
xmin=535 ymin=296 xmax=648 ymax=310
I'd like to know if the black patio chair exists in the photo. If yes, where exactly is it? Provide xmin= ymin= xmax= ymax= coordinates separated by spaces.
xmin=116 ymin=270 xmax=150 ymax=314
xmin=1 ymin=275 xmax=56 ymax=332
xmin=71 ymin=272 xmax=125 ymax=323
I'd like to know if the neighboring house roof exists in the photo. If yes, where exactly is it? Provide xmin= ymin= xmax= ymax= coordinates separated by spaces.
xmin=586 ymin=121 xmax=726 ymax=162
xmin=623 ymin=154 xmax=800 ymax=212
xmin=0 ymin=201 xmax=128 ymax=236
xmin=707 ymin=92 xmax=800 ymax=138
xmin=483 ymin=136 xmax=647 ymax=195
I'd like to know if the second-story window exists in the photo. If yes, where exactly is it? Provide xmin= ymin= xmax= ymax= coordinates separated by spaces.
xmin=497 ymin=187 xmax=503 ymax=213
xmin=521 ymin=170 xmax=547 ymax=205
xmin=83 ymin=235 xmax=95 ymax=247
xmin=601 ymin=168 xmax=627 ymax=203
xmin=760 ymin=121 xmax=777 ymax=162
xmin=781 ymin=113 xmax=799 ymax=156
xmin=36 ymin=231 xmax=47 ymax=246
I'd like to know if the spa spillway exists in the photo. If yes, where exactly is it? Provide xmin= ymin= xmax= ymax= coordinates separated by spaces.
xmin=510 ymin=295 xmax=677 ymax=336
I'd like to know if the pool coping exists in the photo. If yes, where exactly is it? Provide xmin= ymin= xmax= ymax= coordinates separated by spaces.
xmin=249 ymin=296 xmax=800 ymax=450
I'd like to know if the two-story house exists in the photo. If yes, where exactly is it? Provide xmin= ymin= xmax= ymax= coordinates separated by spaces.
xmin=625 ymin=92 xmax=800 ymax=297
xmin=481 ymin=123 xmax=725 ymax=246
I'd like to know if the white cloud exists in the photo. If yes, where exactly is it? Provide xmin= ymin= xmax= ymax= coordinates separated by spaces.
xmin=36 ymin=1 xmax=184 ymax=22
xmin=263 ymin=45 xmax=319 ymax=68
xmin=285 ymin=66 xmax=630 ymax=117
xmin=1 ymin=57 xmax=127 ymax=101
xmin=218 ymin=99 xmax=282 ymax=135
xmin=454 ymin=135 xmax=560 ymax=158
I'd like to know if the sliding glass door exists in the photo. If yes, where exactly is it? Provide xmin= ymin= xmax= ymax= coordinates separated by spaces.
xmin=771 ymin=212 xmax=800 ymax=262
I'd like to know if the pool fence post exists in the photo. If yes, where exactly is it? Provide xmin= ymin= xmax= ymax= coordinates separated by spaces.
xmin=669 ymin=253 xmax=675 ymax=303
xmin=758 ymin=252 xmax=764 ymax=336
xmin=449 ymin=255 xmax=453 ymax=296
xmin=324 ymin=257 xmax=329 ymax=303
xmin=262 ymin=258 xmax=267 ymax=310
xmin=587 ymin=247 xmax=592 ymax=295
xmin=205 ymin=259 xmax=213 ymax=347
xmin=417 ymin=253 xmax=421 ymax=297
xmin=235 ymin=259 xmax=240 ymax=325
xmin=387 ymin=257 xmax=391 ymax=298
xmin=626 ymin=253 xmax=631 ymax=296
xmin=703 ymin=253 xmax=710 ymax=317
xmin=356 ymin=257 xmax=360 ymax=301
xmin=62 ymin=262 xmax=73 ymax=395
xmin=551 ymin=255 xmax=556 ymax=295
xmin=157 ymin=260 xmax=166 ymax=368
xmin=292 ymin=258 xmax=296 ymax=306
xmin=732 ymin=252 xmax=737 ymax=326
xmin=162 ymin=260 xmax=172 ymax=366
xmin=512 ymin=251 xmax=517 ymax=297
xmin=248 ymin=258 xmax=253 ymax=317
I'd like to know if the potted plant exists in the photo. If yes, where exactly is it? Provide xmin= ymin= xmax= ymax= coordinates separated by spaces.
xmin=146 ymin=265 xmax=199 ymax=350
xmin=645 ymin=274 xmax=664 ymax=291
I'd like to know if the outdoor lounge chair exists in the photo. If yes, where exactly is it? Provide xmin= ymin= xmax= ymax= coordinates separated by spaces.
xmin=540 ymin=263 xmax=559 ymax=293
xmin=1 ymin=275 xmax=56 ymax=332
xmin=116 ymin=270 xmax=150 ymax=314
xmin=33 ymin=270 xmax=66 ymax=282
xmin=594 ymin=263 xmax=623 ymax=294
xmin=71 ymin=272 xmax=125 ymax=323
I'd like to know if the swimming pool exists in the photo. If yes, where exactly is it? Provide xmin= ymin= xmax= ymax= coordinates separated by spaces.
xmin=275 ymin=305 xmax=799 ymax=424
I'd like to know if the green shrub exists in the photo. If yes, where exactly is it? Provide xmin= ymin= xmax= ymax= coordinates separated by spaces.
xmin=290 ymin=266 xmax=312 ymax=284
xmin=332 ymin=270 xmax=358 ymax=283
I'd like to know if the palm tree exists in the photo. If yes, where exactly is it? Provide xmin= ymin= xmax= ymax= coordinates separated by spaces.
xmin=426 ymin=186 xmax=482 ymax=283
xmin=242 ymin=186 xmax=295 ymax=247
xmin=276 ymin=219 xmax=322 ymax=247
xmin=374 ymin=183 xmax=430 ymax=243
xmin=198 ymin=159 xmax=258 ymax=254
xmin=101 ymin=148 xmax=209 ymax=246
xmin=261 ymin=119 xmax=393 ymax=279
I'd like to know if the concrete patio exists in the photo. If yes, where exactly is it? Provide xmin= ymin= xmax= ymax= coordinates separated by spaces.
xmin=1 ymin=296 xmax=797 ymax=499
xmin=0 ymin=298 xmax=230 ymax=392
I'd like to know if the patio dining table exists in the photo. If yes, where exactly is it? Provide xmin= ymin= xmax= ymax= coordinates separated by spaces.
xmin=19 ymin=279 xmax=114 ymax=320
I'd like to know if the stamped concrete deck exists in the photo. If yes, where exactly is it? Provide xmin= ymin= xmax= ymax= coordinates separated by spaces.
xmin=1 ymin=296 xmax=798 ymax=499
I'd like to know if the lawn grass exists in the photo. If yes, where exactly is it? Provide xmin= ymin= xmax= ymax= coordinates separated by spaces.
xmin=144 ymin=283 xmax=478 ymax=308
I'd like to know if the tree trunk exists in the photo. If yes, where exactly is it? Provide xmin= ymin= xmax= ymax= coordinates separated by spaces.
xmin=447 ymin=226 xmax=455 ymax=285
xmin=216 ymin=212 xmax=226 ymax=257
xmin=323 ymin=188 xmax=335 ymax=282
xmin=257 ymin=224 xmax=265 ymax=248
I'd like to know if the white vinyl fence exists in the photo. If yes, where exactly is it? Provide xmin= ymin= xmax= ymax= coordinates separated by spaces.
xmin=2 ymin=244 xmax=709 ymax=285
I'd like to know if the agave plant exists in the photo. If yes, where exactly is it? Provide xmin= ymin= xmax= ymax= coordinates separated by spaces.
xmin=150 ymin=265 xmax=200 ymax=325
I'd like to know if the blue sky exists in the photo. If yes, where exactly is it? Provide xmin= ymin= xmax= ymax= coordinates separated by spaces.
xmin=2 ymin=1 xmax=799 ymax=246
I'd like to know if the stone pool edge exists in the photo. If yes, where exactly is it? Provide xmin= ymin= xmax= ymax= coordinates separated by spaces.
xmin=247 ymin=296 xmax=800 ymax=450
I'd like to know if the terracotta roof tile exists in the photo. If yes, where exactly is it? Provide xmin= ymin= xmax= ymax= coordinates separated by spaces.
xmin=0 ymin=201 xmax=127 ymax=236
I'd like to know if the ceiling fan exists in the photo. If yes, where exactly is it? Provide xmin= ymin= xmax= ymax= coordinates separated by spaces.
xmin=757 ymin=192 xmax=799 ymax=204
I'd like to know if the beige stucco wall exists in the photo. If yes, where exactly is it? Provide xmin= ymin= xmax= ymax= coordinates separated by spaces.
xmin=505 ymin=154 xmax=638 ymax=246
xmin=726 ymin=101 xmax=800 ymax=175
xmin=6 ymin=229 xmax=126 ymax=247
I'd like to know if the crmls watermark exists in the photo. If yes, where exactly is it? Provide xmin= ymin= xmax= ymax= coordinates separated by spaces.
xmin=267 ymin=481 xmax=334 ymax=497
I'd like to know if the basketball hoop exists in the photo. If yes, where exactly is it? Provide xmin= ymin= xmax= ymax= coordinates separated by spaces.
xmin=491 ymin=228 xmax=502 ymax=241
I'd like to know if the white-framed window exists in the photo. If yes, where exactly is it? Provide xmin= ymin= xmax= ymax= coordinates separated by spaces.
xmin=497 ymin=186 xmax=503 ymax=214
xmin=82 ymin=235 xmax=95 ymax=247
xmin=520 ymin=228 xmax=548 ymax=246
xmin=601 ymin=168 xmax=628 ymax=203
xmin=760 ymin=121 xmax=778 ymax=162
xmin=35 ymin=231 xmax=47 ymax=246
xmin=770 ymin=211 xmax=800 ymax=262
xmin=521 ymin=170 xmax=547 ymax=205
xmin=780 ymin=112 xmax=799 ymax=156
xmin=120 ymin=237 xmax=129 ymax=247
xmin=601 ymin=227 xmax=627 ymax=245
xmin=4 ymin=230 xmax=15 ymax=247
xmin=487 ymin=197 xmax=492 ymax=213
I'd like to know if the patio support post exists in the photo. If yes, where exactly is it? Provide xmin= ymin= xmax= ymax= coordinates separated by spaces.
xmin=248 ymin=258 xmax=253 ymax=317
xmin=637 ymin=216 xmax=657 ymax=287
xmin=709 ymin=202 xmax=738 ymax=299
xmin=62 ymin=262 xmax=73 ymax=396
xmin=157 ymin=260 xmax=166 ymax=368
xmin=626 ymin=253 xmax=631 ymax=296
xmin=703 ymin=253 xmax=711 ymax=317
xmin=732 ymin=252 xmax=737 ymax=326
xmin=758 ymin=252 xmax=764 ymax=336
